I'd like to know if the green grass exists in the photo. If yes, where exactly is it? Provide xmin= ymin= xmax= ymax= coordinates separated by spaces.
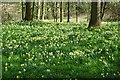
xmin=1 ymin=21 xmax=120 ymax=78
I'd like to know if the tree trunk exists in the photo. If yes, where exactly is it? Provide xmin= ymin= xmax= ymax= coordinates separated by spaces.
xmin=100 ymin=2 xmax=107 ymax=20
xmin=25 ymin=1 xmax=32 ymax=21
xmin=43 ymin=2 xmax=45 ymax=20
xmin=46 ymin=3 xmax=49 ymax=19
xmin=76 ymin=2 xmax=79 ymax=22
xmin=88 ymin=2 xmax=100 ymax=28
xmin=51 ymin=2 xmax=55 ymax=22
xmin=55 ymin=2 xmax=58 ymax=22
xmin=37 ymin=1 xmax=40 ymax=19
xmin=40 ymin=0 xmax=45 ymax=20
xmin=67 ymin=2 xmax=70 ymax=22
xmin=32 ymin=1 xmax=35 ymax=20
xmin=22 ymin=1 xmax=24 ymax=20
xmin=60 ymin=2 xmax=62 ymax=22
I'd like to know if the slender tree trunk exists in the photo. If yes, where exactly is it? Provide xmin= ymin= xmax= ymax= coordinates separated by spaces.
xmin=32 ymin=1 xmax=35 ymax=20
xmin=55 ymin=2 xmax=58 ymax=22
xmin=37 ymin=0 xmax=40 ymax=19
xmin=43 ymin=2 xmax=45 ymax=20
xmin=22 ymin=1 xmax=24 ymax=20
xmin=40 ymin=0 xmax=45 ymax=20
xmin=46 ymin=2 xmax=49 ymax=19
xmin=25 ymin=1 xmax=32 ymax=21
xmin=35 ymin=2 xmax=38 ymax=19
xmin=76 ymin=2 xmax=79 ymax=22
xmin=35 ymin=1 xmax=39 ymax=19
xmin=100 ymin=2 xmax=107 ymax=20
xmin=88 ymin=2 xmax=100 ymax=28
xmin=51 ymin=2 xmax=55 ymax=22
xmin=67 ymin=1 xmax=70 ymax=22
xmin=60 ymin=2 xmax=62 ymax=22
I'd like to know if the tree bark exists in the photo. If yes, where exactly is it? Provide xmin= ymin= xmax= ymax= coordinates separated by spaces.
xmin=76 ymin=2 xmax=79 ymax=22
xmin=22 ymin=1 xmax=24 ymax=20
xmin=25 ymin=1 xmax=32 ymax=21
xmin=55 ymin=2 xmax=58 ymax=22
xmin=88 ymin=2 xmax=100 ymax=28
xmin=37 ymin=0 xmax=40 ymax=19
xmin=100 ymin=2 xmax=107 ymax=20
xmin=60 ymin=2 xmax=62 ymax=22
xmin=32 ymin=1 xmax=35 ymax=20
xmin=40 ymin=0 xmax=45 ymax=20
xmin=67 ymin=2 xmax=70 ymax=22
xmin=46 ymin=2 xmax=49 ymax=19
xmin=51 ymin=2 xmax=55 ymax=22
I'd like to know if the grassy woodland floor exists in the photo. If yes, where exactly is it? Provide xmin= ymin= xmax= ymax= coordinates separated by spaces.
xmin=1 ymin=21 xmax=120 ymax=78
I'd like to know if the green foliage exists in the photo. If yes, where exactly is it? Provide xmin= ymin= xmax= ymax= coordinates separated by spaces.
xmin=2 ymin=21 xmax=120 ymax=78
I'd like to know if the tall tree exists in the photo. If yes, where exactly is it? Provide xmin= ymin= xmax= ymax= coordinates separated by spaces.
xmin=60 ymin=2 xmax=62 ymax=22
xmin=25 ymin=1 xmax=32 ymax=20
xmin=88 ymin=2 xmax=100 ymax=28
xmin=67 ymin=1 xmax=70 ymax=22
